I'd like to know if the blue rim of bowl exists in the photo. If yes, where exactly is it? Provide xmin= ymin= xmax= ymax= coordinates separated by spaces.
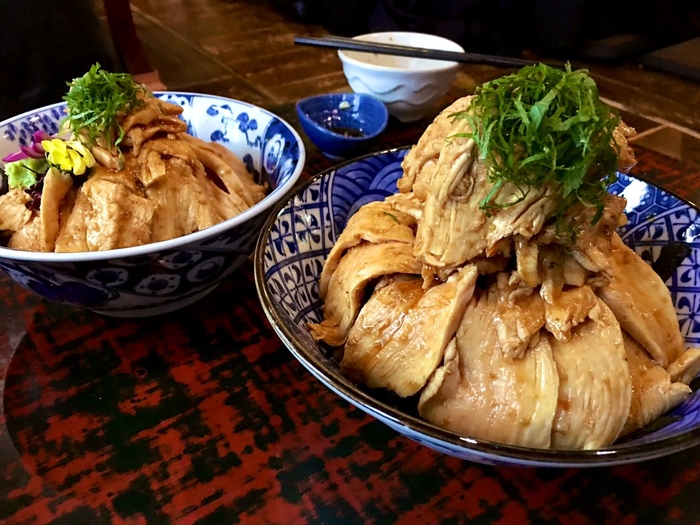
xmin=0 ymin=92 xmax=306 ymax=262
xmin=254 ymin=146 xmax=700 ymax=467
xmin=296 ymin=93 xmax=389 ymax=142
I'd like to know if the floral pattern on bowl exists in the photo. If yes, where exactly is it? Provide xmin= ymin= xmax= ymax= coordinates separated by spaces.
xmin=0 ymin=93 xmax=305 ymax=317
xmin=255 ymin=147 xmax=700 ymax=467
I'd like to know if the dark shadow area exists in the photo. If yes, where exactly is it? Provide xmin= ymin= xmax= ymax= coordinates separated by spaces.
xmin=271 ymin=0 xmax=700 ymax=61
xmin=0 ymin=0 xmax=121 ymax=120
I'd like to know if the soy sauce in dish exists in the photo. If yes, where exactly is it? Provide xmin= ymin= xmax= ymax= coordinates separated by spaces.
xmin=328 ymin=126 xmax=365 ymax=137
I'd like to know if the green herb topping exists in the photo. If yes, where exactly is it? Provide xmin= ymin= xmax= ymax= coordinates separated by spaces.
xmin=4 ymin=158 xmax=48 ymax=189
xmin=383 ymin=211 xmax=400 ymax=224
xmin=451 ymin=63 xmax=620 ymax=223
xmin=63 ymin=63 xmax=149 ymax=150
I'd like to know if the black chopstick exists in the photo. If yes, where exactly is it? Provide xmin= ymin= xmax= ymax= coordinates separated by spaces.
xmin=294 ymin=35 xmax=565 ymax=69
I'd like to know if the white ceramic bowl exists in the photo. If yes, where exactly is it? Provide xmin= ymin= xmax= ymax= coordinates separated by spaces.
xmin=338 ymin=32 xmax=464 ymax=123
xmin=0 ymin=93 xmax=305 ymax=317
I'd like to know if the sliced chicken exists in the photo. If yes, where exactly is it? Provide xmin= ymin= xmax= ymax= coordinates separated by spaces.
xmin=568 ymin=194 xmax=628 ymax=273
xmin=550 ymin=298 xmax=631 ymax=450
xmin=621 ymin=332 xmax=691 ymax=436
xmin=39 ymin=168 xmax=73 ymax=252
xmin=342 ymin=265 xmax=478 ymax=397
xmin=418 ymin=283 xmax=560 ymax=449
xmin=668 ymin=348 xmax=700 ymax=385
xmin=543 ymin=285 xmax=598 ymax=342
xmin=596 ymin=232 xmax=685 ymax=368
xmin=81 ymin=175 xmax=155 ymax=251
xmin=0 ymin=188 xmax=32 ymax=233
xmin=7 ymin=215 xmax=43 ymax=251
xmin=491 ymin=273 xmax=546 ymax=360
xmin=398 ymin=96 xmax=472 ymax=200
xmin=514 ymin=235 xmax=540 ymax=288
xmin=319 ymin=200 xmax=416 ymax=298
xmin=121 ymin=95 xmax=184 ymax=134
xmin=188 ymin=139 xmax=266 ymax=207
xmin=144 ymin=157 xmax=228 ymax=242
xmin=123 ymin=116 xmax=188 ymax=155
xmin=613 ymin=120 xmax=638 ymax=174
xmin=308 ymin=242 xmax=423 ymax=346
xmin=134 ymin=136 xmax=257 ymax=242
xmin=522 ymin=242 xmax=589 ymax=305
xmin=413 ymin=114 xmax=560 ymax=271
xmin=155 ymin=97 xmax=185 ymax=116
xmin=90 ymin=145 xmax=122 ymax=171
xmin=55 ymin=191 xmax=90 ymax=252
xmin=385 ymin=192 xmax=423 ymax=222
xmin=121 ymin=100 xmax=162 ymax=132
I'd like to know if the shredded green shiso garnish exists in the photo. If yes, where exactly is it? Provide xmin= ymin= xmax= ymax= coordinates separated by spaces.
xmin=62 ymin=63 xmax=149 ymax=150
xmin=451 ymin=63 xmax=620 ymax=223
xmin=383 ymin=211 xmax=399 ymax=224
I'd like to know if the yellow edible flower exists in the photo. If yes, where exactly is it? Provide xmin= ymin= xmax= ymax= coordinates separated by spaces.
xmin=41 ymin=139 xmax=96 ymax=176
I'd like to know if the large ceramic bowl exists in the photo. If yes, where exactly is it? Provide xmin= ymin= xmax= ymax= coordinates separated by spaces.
xmin=255 ymin=147 xmax=700 ymax=468
xmin=338 ymin=32 xmax=463 ymax=123
xmin=0 ymin=93 xmax=305 ymax=317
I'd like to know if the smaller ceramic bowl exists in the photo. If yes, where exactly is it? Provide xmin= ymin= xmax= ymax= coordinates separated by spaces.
xmin=296 ymin=93 xmax=388 ymax=160
xmin=338 ymin=32 xmax=464 ymax=122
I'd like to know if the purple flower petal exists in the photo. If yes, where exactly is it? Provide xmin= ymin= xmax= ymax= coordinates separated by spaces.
xmin=19 ymin=145 xmax=44 ymax=159
xmin=2 ymin=150 xmax=28 ymax=162
xmin=32 ymin=130 xmax=51 ymax=143
xmin=31 ymin=142 xmax=45 ymax=155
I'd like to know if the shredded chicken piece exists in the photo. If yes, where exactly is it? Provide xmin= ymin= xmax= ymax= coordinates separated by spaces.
xmin=308 ymin=242 xmax=423 ymax=347
xmin=342 ymin=265 xmax=477 ymax=397
xmin=550 ymin=298 xmax=631 ymax=450
xmin=568 ymin=194 xmax=628 ymax=273
xmin=491 ymin=273 xmax=546 ymax=360
xmin=2 ymin=91 xmax=264 ymax=253
xmin=411 ymin=100 xmax=561 ymax=272
xmin=398 ymin=96 xmax=472 ymax=200
xmin=621 ymin=333 xmax=690 ymax=436
xmin=596 ymin=233 xmax=685 ymax=367
xmin=543 ymin=285 xmax=598 ymax=342
xmin=319 ymin=200 xmax=416 ymax=298
xmin=419 ymin=283 xmax=560 ymax=449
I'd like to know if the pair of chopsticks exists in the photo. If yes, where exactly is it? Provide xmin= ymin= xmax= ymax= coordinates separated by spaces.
xmin=294 ymin=35 xmax=565 ymax=69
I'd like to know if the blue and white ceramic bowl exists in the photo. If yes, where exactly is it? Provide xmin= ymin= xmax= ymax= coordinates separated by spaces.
xmin=0 ymin=93 xmax=305 ymax=317
xmin=296 ymin=93 xmax=388 ymax=160
xmin=255 ymin=147 xmax=700 ymax=467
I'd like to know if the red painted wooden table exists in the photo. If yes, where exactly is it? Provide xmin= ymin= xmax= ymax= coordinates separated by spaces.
xmin=1 ymin=108 xmax=700 ymax=524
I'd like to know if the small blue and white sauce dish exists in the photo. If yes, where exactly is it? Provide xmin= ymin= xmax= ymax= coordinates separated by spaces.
xmin=295 ymin=93 xmax=389 ymax=160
